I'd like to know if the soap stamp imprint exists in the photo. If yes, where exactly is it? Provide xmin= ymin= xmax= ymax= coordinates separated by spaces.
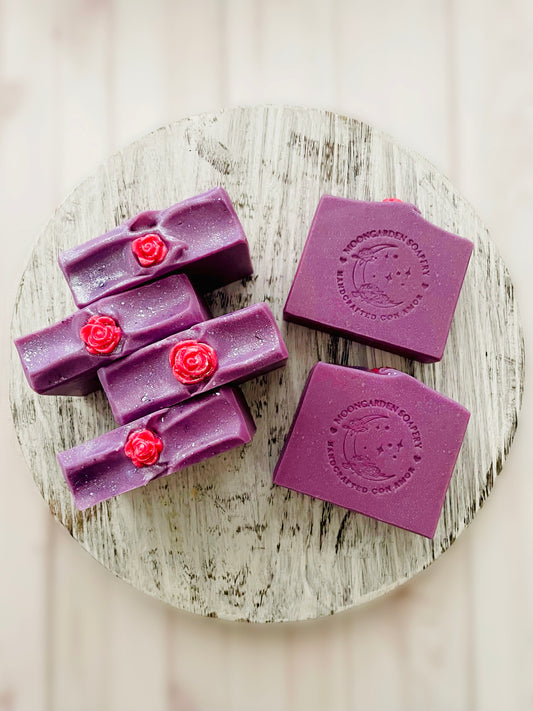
xmin=336 ymin=230 xmax=430 ymax=320
xmin=326 ymin=399 xmax=423 ymax=496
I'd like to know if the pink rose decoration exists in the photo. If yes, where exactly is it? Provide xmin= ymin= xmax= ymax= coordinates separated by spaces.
xmin=382 ymin=198 xmax=403 ymax=203
xmin=131 ymin=232 xmax=168 ymax=267
xmin=169 ymin=340 xmax=218 ymax=384
xmin=80 ymin=315 xmax=121 ymax=355
xmin=124 ymin=429 xmax=163 ymax=467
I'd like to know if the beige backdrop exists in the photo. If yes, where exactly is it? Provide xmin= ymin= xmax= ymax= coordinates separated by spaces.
xmin=1 ymin=1 xmax=532 ymax=710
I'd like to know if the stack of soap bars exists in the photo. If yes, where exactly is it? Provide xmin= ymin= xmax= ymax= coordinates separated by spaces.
xmin=15 ymin=187 xmax=289 ymax=510
xmin=16 ymin=190 xmax=474 ymax=540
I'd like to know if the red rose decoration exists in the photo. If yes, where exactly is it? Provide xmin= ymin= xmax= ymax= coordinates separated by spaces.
xmin=169 ymin=340 xmax=217 ymax=384
xmin=124 ymin=429 xmax=163 ymax=467
xmin=382 ymin=198 xmax=403 ymax=203
xmin=80 ymin=315 xmax=121 ymax=355
xmin=131 ymin=232 xmax=168 ymax=267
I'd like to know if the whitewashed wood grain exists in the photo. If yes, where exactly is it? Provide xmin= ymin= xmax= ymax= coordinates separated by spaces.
xmin=453 ymin=3 xmax=533 ymax=711
xmin=2 ymin=1 xmax=532 ymax=710
xmin=0 ymin=2 xmax=60 ymax=709
xmin=10 ymin=105 xmax=524 ymax=625
xmin=335 ymin=0 xmax=453 ymax=173
xmin=19 ymin=6 xmax=165 ymax=710
xmin=322 ymin=5 xmax=478 ymax=710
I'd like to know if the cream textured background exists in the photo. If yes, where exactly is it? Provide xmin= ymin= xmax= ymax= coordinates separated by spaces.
xmin=1 ymin=1 xmax=532 ymax=710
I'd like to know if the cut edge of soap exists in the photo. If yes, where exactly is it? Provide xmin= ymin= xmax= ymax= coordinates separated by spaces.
xmin=283 ymin=310 xmax=444 ymax=363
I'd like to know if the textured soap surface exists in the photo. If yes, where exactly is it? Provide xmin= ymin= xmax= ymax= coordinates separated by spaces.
xmin=59 ymin=187 xmax=253 ymax=308
xmin=99 ymin=303 xmax=289 ymax=424
xmin=273 ymin=362 xmax=470 ymax=538
xmin=57 ymin=387 xmax=256 ymax=510
xmin=284 ymin=197 xmax=473 ymax=362
xmin=14 ymin=274 xmax=210 ymax=396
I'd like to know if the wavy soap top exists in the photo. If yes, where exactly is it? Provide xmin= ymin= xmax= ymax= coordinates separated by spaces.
xmin=59 ymin=187 xmax=253 ymax=307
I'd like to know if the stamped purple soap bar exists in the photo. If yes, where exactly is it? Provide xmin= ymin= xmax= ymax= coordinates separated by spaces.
xmin=99 ymin=303 xmax=289 ymax=424
xmin=284 ymin=197 xmax=473 ymax=362
xmin=59 ymin=187 xmax=253 ymax=308
xmin=14 ymin=274 xmax=210 ymax=396
xmin=273 ymin=362 xmax=470 ymax=538
xmin=57 ymin=387 xmax=256 ymax=510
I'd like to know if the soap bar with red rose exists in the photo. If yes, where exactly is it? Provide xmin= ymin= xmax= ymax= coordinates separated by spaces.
xmin=273 ymin=362 xmax=470 ymax=538
xmin=98 ymin=303 xmax=289 ymax=424
xmin=59 ymin=187 xmax=253 ymax=308
xmin=284 ymin=197 xmax=473 ymax=362
xmin=14 ymin=274 xmax=210 ymax=396
xmin=57 ymin=387 xmax=256 ymax=510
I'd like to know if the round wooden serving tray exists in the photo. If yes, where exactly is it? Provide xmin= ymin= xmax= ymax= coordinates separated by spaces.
xmin=10 ymin=106 xmax=524 ymax=622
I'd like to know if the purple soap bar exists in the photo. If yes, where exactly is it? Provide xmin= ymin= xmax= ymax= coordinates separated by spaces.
xmin=98 ymin=303 xmax=289 ymax=424
xmin=57 ymin=387 xmax=256 ymax=510
xmin=284 ymin=197 xmax=473 ymax=362
xmin=59 ymin=187 xmax=253 ymax=308
xmin=273 ymin=362 xmax=470 ymax=538
xmin=14 ymin=274 xmax=210 ymax=396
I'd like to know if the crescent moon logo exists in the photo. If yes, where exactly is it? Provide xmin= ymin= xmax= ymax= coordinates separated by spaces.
xmin=350 ymin=242 xmax=409 ymax=309
xmin=341 ymin=414 xmax=396 ymax=482
xmin=352 ymin=244 xmax=393 ymax=264
xmin=342 ymin=413 xmax=388 ymax=432
xmin=328 ymin=400 xmax=422 ymax=494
